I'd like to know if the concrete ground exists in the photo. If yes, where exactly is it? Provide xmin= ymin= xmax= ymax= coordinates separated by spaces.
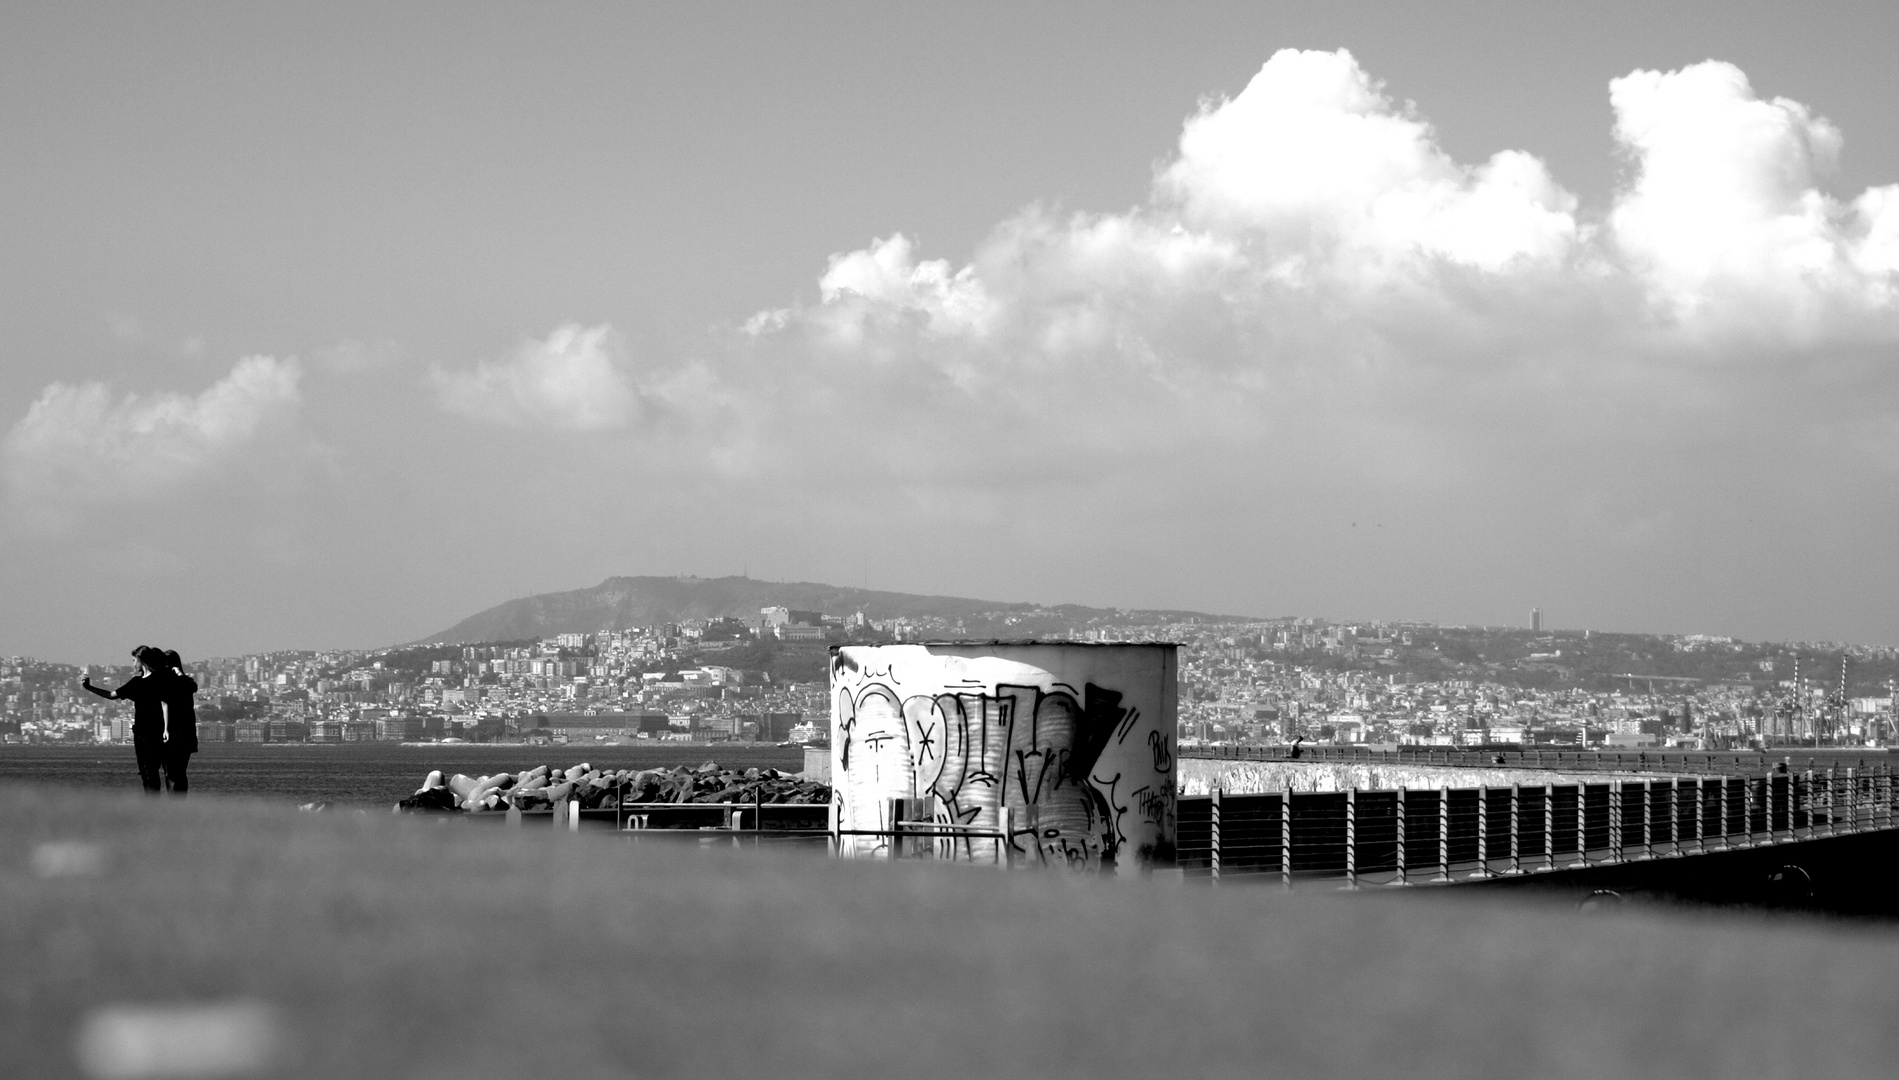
xmin=4 ymin=784 xmax=1896 ymax=1079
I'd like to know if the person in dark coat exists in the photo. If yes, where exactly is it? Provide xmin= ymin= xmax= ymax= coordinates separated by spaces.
xmin=81 ymin=646 xmax=171 ymax=793
xmin=160 ymin=650 xmax=199 ymax=794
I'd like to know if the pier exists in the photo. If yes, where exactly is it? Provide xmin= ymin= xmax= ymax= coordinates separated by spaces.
xmin=1169 ymin=747 xmax=1899 ymax=914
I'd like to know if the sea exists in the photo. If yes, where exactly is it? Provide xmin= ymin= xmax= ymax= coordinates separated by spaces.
xmin=0 ymin=742 xmax=809 ymax=808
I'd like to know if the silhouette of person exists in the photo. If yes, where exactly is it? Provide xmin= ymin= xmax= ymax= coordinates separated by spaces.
xmin=161 ymin=650 xmax=199 ymax=795
xmin=82 ymin=646 xmax=171 ymax=793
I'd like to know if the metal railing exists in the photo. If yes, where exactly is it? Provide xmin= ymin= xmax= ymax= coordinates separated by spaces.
xmin=1182 ymin=744 xmax=1897 ymax=778
xmin=1177 ymin=765 xmax=1899 ymax=887
xmin=491 ymin=763 xmax=1899 ymax=885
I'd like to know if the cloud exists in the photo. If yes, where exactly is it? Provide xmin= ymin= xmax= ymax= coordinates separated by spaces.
xmin=1608 ymin=60 xmax=1899 ymax=335
xmin=432 ymin=323 xmax=641 ymax=431
xmin=450 ymin=52 xmax=1895 ymax=529
xmin=313 ymin=338 xmax=405 ymax=374
xmin=1157 ymin=48 xmax=1581 ymax=277
xmin=734 ymin=51 xmax=1897 ymax=422
xmin=3 ymin=356 xmax=303 ymax=527
xmin=681 ymin=49 xmax=1899 ymax=631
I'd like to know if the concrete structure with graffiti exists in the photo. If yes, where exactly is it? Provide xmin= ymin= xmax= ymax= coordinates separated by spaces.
xmin=830 ymin=642 xmax=1178 ymax=869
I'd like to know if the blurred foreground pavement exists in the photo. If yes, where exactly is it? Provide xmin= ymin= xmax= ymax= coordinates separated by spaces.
xmin=2 ymin=785 xmax=1896 ymax=1079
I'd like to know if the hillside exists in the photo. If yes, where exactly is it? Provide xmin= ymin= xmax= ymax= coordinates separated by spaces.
xmin=412 ymin=575 xmax=1245 ymax=644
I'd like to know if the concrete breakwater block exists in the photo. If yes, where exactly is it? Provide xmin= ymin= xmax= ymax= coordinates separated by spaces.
xmin=1177 ymin=758 xmax=1682 ymax=795
xmin=395 ymin=761 xmax=832 ymax=813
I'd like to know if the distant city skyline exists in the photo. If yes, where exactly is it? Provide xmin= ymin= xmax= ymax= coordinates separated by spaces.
xmin=4 ymin=3 xmax=1899 ymax=664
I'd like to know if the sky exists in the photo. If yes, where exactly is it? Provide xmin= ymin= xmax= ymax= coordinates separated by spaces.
xmin=3 ymin=1 xmax=1899 ymax=663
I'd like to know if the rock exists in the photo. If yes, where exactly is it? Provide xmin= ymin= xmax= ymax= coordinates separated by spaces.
xmin=401 ymin=761 xmax=831 ymax=812
xmin=395 ymin=788 xmax=460 ymax=813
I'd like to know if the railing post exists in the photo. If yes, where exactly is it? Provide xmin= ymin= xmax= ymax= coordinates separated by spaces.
xmin=1758 ymin=774 xmax=1768 ymax=842
xmin=1794 ymin=772 xmax=1805 ymax=840
xmin=1543 ymin=783 xmax=1555 ymax=871
xmin=1473 ymin=786 xmax=1492 ymax=879
xmin=1687 ymin=778 xmax=1700 ymax=854
xmin=1884 ymin=765 xmax=1893 ymax=831
xmin=1873 ymin=766 xmax=1882 ymax=831
xmin=1741 ymin=777 xmax=1755 ymax=847
xmin=1435 ymin=787 xmax=1450 ymax=882
xmin=1572 ymin=785 xmax=1589 ymax=868
xmin=1817 ymin=769 xmax=1827 ymax=837
xmin=1877 ymin=766 xmax=1886 ymax=831
xmin=1879 ymin=766 xmax=1887 ymax=831
xmin=1876 ymin=766 xmax=1886 ymax=831
xmin=1863 ymin=767 xmax=1873 ymax=832
xmin=1609 ymin=782 xmax=1623 ymax=864
xmin=1281 ymin=786 xmax=1294 ymax=891
xmin=1396 ymin=786 xmax=1409 ymax=886
xmin=1718 ymin=778 xmax=1729 ymax=849
xmin=1508 ymin=782 xmax=1522 ymax=875
xmin=887 ymin=798 xmax=903 ymax=862
xmin=1345 ymin=787 xmax=1357 ymax=890
xmin=1643 ymin=780 xmax=1655 ymax=860
xmin=1819 ymin=767 xmax=1831 ymax=836
xmin=1858 ymin=767 xmax=1868 ymax=833
xmin=827 ymin=799 xmax=840 ymax=857
xmin=1210 ymin=786 xmax=1222 ymax=886
xmin=1847 ymin=768 xmax=1858 ymax=833
xmin=1795 ymin=771 xmax=1808 ymax=840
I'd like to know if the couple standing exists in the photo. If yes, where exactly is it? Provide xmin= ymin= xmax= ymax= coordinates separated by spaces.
xmin=82 ymin=646 xmax=199 ymax=795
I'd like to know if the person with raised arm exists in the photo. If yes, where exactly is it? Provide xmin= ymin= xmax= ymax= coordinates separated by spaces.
xmin=161 ymin=650 xmax=199 ymax=794
xmin=81 ymin=646 xmax=171 ymax=794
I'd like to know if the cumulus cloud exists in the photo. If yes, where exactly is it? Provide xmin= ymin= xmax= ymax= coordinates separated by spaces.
xmin=1158 ymin=48 xmax=1581 ymax=277
xmin=432 ymin=324 xmax=641 ymax=431
xmin=737 ymin=50 xmax=1897 ymax=417
xmin=694 ymin=49 xmax=1899 ymax=630
xmin=1608 ymin=60 xmax=1899 ymax=333
xmin=3 ymin=356 xmax=303 ymax=526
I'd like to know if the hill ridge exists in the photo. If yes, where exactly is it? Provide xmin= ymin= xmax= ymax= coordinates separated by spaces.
xmin=411 ymin=574 xmax=1250 ymax=644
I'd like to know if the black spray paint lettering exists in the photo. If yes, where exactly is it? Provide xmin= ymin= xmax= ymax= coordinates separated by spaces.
xmin=840 ymin=680 xmax=1158 ymax=866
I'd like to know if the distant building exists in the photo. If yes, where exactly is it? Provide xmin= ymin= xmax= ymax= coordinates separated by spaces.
xmin=761 ymin=606 xmax=824 ymax=629
xmin=1531 ymin=608 xmax=1542 ymax=633
xmin=532 ymin=712 xmax=669 ymax=738
xmin=377 ymin=716 xmax=424 ymax=741
xmin=760 ymin=711 xmax=802 ymax=741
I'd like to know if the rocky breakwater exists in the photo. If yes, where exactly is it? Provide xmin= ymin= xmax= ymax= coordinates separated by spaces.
xmin=394 ymin=761 xmax=832 ymax=813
